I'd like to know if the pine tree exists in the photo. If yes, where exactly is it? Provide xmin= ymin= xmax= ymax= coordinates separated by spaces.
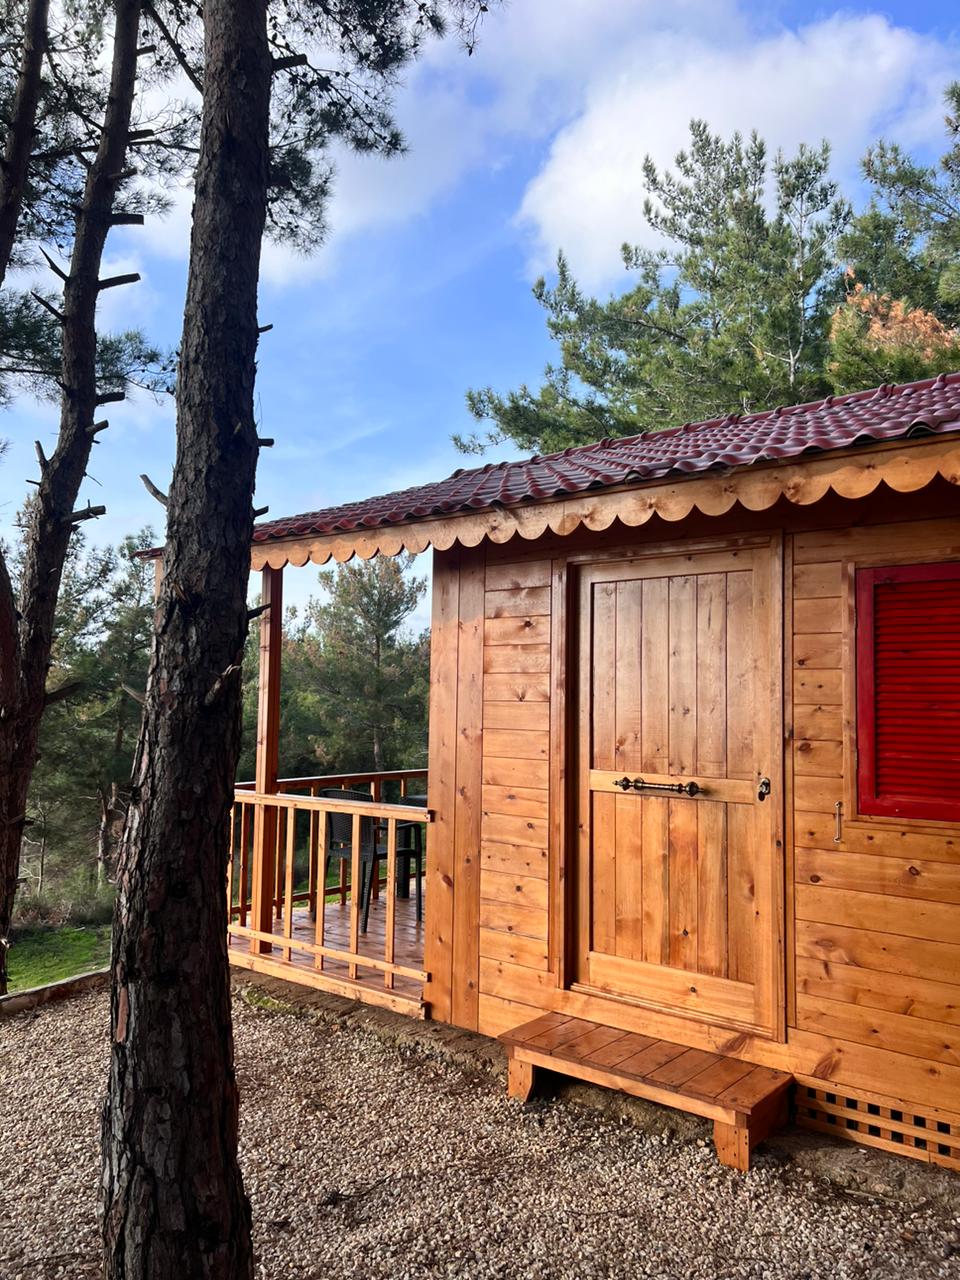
xmin=100 ymin=5 xmax=495 ymax=1275
xmin=463 ymin=122 xmax=850 ymax=455
xmin=846 ymin=82 xmax=960 ymax=321
xmin=302 ymin=555 xmax=429 ymax=773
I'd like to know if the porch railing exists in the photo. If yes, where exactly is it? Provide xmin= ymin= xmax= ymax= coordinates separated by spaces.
xmin=226 ymin=774 xmax=430 ymax=1003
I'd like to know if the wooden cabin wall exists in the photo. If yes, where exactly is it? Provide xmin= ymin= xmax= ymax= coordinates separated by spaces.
xmin=427 ymin=503 xmax=960 ymax=1118
xmin=788 ymin=517 xmax=960 ymax=1097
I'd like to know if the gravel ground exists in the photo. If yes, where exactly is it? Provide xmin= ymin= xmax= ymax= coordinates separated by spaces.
xmin=2 ymin=990 xmax=960 ymax=1280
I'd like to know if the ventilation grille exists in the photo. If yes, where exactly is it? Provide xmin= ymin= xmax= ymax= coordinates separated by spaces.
xmin=798 ymin=1084 xmax=960 ymax=1171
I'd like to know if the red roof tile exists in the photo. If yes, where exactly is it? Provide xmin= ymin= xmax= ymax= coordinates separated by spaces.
xmin=253 ymin=372 xmax=960 ymax=544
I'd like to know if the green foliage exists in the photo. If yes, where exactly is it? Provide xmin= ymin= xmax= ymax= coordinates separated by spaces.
xmin=148 ymin=1 xmax=496 ymax=252
xmin=13 ymin=524 xmax=156 ymax=912
xmin=238 ymin=555 xmax=430 ymax=782
xmin=464 ymin=89 xmax=960 ymax=456
xmin=302 ymin=554 xmax=429 ymax=772
xmin=851 ymin=82 xmax=960 ymax=319
xmin=463 ymin=121 xmax=849 ymax=453
xmin=0 ymin=2 xmax=185 ymax=403
xmin=15 ymin=535 xmax=430 ymax=919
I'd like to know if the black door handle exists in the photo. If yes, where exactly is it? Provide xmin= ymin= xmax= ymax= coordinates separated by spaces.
xmin=613 ymin=776 xmax=702 ymax=797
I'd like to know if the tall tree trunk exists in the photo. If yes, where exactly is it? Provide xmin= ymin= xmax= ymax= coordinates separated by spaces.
xmin=0 ymin=0 xmax=49 ymax=284
xmin=0 ymin=0 xmax=143 ymax=995
xmin=101 ymin=1 xmax=270 ymax=1275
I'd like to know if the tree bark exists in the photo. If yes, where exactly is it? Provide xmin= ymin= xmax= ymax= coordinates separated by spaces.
xmin=0 ymin=0 xmax=143 ymax=995
xmin=0 ymin=0 xmax=49 ymax=285
xmin=101 ymin=1 xmax=270 ymax=1275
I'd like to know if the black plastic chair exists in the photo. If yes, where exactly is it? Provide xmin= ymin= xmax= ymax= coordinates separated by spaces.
xmin=394 ymin=818 xmax=424 ymax=924
xmin=316 ymin=787 xmax=380 ymax=933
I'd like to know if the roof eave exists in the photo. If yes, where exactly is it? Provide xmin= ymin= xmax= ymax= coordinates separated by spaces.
xmin=246 ymin=432 xmax=960 ymax=572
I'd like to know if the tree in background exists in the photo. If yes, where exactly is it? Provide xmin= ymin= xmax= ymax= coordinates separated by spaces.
xmin=463 ymin=88 xmax=960 ymax=458
xmin=236 ymin=558 xmax=430 ymax=782
xmin=0 ymin=0 xmax=187 ymax=993
xmin=13 ymin=525 xmax=154 ymax=911
xmin=462 ymin=122 xmax=849 ymax=453
xmin=300 ymin=555 xmax=429 ymax=773
xmin=846 ymin=83 xmax=960 ymax=323
xmin=827 ymin=282 xmax=960 ymax=393
xmin=101 ymin=4 xmax=495 ymax=1275
xmin=0 ymin=2 xmax=180 ymax=401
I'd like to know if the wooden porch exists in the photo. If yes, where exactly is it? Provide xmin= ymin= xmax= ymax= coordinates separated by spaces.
xmin=228 ymin=892 xmax=427 ymax=1013
xmin=227 ymin=769 xmax=431 ymax=1017
xmin=227 ymin=563 xmax=433 ymax=1015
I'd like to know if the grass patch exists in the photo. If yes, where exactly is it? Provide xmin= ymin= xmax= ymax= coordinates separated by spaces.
xmin=7 ymin=924 xmax=112 ymax=993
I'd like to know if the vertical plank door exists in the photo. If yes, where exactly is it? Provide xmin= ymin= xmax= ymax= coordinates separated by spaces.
xmin=573 ymin=538 xmax=783 ymax=1037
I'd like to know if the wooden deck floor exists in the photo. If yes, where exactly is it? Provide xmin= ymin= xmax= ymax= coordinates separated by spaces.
xmin=228 ymin=890 xmax=426 ymax=1010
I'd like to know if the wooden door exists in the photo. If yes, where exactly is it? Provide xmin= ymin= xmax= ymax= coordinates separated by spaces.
xmin=573 ymin=538 xmax=783 ymax=1038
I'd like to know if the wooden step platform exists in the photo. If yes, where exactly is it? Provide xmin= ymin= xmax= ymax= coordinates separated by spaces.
xmin=500 ymin=1014 xmax=792 ymax=1171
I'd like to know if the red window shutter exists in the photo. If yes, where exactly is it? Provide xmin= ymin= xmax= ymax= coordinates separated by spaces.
xmin=856 ymin=562 xmax=960 ymax=822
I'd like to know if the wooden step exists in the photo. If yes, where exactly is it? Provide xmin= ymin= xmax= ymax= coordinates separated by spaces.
xmin=500 ymin=1013 xmax=792 ymax=1171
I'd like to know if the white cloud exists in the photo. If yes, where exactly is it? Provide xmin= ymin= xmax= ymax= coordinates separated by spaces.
xmin=518 ymin=14 xmax=957 ymax=289
xmin=128 ymin=8 xmax=959 ymax=296
xmin=163 ymin=0 xmax=740 ymax=287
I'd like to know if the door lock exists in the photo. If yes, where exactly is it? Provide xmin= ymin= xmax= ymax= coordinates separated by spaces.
xmin=757 ymin=777 xmax=771 ymax=802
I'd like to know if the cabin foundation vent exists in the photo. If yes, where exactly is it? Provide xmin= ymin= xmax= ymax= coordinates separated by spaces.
xmin=797 ymin=1083 xmax=960 ymax=1171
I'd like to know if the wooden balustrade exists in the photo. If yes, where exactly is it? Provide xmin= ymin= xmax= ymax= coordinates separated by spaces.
xmin=235 ymin=767 xmax=428 ymax=800
xmin=226 ymin=777 xmax=431 ymax=1014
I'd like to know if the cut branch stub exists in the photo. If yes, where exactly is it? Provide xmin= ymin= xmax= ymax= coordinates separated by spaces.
xmin=68 ymin=503 xmax=106 ymax=524
xmin=34 ymin=440 xmax=48 ymax=472
xmin=87 ymin=420 xmax=109 ymax=437
xmin=96 ymin=390 xmax=126 ymax=407
xmin=203 ymin=663 xmax=242 ymax=708
xmin=257 ymin=323 xmax=273 ymax=335
xmin=140 ymin=474 xmax=168 ymax=506
xmin=246 ymin=602 xmax=271 ymax=623
xmin=257 ymin=437 xmax=274 ymax=448
xmin=30 ymin=291 xmax=64 ymax=324
xmin=44 ymin=679 xmax=83 ymax=708
xmin=251 ymin=505 xmax=269 ymax=519
xmin=98 ymin=272 xmax=141 ymax=290
xmin=109 ymin=212 xmax=144 ymax=226
xmin=272 ymin=53 xmax=308 ymax=72
xmin=39 ymin=247 xmax=69 ymax=282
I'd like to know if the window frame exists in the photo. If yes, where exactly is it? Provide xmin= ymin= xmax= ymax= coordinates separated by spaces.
xmin=856 ymin=561 xmax=960 ymax=823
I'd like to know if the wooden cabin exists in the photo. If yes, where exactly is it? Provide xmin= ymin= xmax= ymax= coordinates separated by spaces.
xmin=216 ymin=372 xmax=960 ymax=1172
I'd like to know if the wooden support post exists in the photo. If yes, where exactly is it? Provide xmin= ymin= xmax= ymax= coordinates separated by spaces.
xmin=507 ymin=1052 xmax=536 ymax=1103
xmin=713 ymin=1120 xmax=751 ymax=1172
xmin=249 ymin=565 xmax=283 ymax=957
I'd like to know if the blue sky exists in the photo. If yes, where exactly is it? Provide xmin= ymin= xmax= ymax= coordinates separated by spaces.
xmin=2 ymin=1 xmax=959 ymax=626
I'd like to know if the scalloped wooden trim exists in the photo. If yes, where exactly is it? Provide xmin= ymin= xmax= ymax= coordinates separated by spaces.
xmin=250 ymin=435 xmax=960 ymax=571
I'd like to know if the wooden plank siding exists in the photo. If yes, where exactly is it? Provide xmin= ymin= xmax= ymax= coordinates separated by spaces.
xmin=437 ymin=509 xmax=960 ymax=1121
xmin=478 ymin=558 xmax=553 ymax=1000
xmin=789 ymin=517 xmax=960 ymax=1107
